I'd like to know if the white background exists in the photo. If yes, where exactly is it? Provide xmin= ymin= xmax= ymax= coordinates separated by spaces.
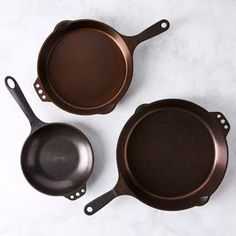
xmin=0 ymin=0 xmax=236 ymax=235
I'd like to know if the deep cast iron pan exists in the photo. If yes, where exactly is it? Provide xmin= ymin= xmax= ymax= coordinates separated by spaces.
xmin=34 ymin=19 xmax=169 ymax=115
xmin=84 ymin=99 xmax=230 ymax=215
xmin=5 ymin=76 xmax=94 ymax=200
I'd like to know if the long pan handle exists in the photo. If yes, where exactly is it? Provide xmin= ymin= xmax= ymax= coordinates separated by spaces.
xmin=5 ymin=76 xmax=44 ymax=131
xmin=84 ymin=188 xmax=119 ymax=215
xmin=136 ymin=19 xmax=170 ymax=44
xmin=124 ymin=19 xmax=170 ymax=51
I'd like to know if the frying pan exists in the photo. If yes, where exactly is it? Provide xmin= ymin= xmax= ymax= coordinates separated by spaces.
xmin=5 ymin=76 xmax=93 ymax=200
xmin=84 ymin=99 xmax=230 ymax=215
xmin=34 ymin=19 xmax=170 ymax=115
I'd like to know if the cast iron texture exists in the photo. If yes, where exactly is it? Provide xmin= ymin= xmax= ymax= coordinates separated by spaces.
xmin=5 ymin=76 xmax=94 ymax=200
xmin=34 ymin=19 xmax=170 ymax=115
xmin=84 ymin=99 xmax=230 ymax=215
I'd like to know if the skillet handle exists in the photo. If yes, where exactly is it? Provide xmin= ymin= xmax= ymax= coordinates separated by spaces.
xmin=54 ymin=20 xmax=72 ymax=31
xmin=64 ymin=183 xmax=86 ymax=201
xmin=196 ymin=196 xmax=210 ymax=206
xmin=34 ymin=78 xmax=51 ymax=102
xmin=99 ymin=103 xmax=117 ymax=114
xmin=84 ymin=188 xmax=119 ymax=215
xmin=210 ymin=112 xmax=230 ymax=136
xmin=124 ymin=19 xmax=170 ymax=51
xmin=5 ymin=76 xmax=45 ymax=131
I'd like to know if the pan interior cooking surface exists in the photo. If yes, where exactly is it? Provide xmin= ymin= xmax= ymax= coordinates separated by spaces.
xmin=48 ymin=29 xmax=127 ymax=108
xmin=126 ymin=108 xmax=215 ymax=199
xmin=22 ymin=124 xmax=93 ymax=195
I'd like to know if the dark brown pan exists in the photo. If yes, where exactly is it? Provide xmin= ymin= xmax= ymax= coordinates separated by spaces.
xmin=5 ymin=76 xmax=93 ymax=200
xmin=84 ymin=99 xmax=230 ymax=215
xmin=34 ymin=19 xmax=169 ymax=115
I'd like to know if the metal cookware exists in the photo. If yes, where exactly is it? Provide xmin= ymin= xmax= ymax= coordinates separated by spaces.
xmin=34 ymin=19 xmax=169 ymax=115
xmin=84 ymin=99 xmax=230 ymax=215
xmin=5 ymin=76 xmax=93 ymax=200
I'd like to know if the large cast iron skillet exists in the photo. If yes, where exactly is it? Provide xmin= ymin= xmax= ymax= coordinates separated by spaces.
xmin=34 ymin=19 xmax=169 ymax=115
xmin=85 ymin=99 xmax=230 ymax=215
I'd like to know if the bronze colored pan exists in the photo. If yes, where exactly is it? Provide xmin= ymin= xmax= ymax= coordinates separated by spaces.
xmin=5 ymin=76 xmax=93 ymax=200
xmin=34 ymin=19 xmax=169 ymax=115
xmin=84 ymin=99 xmax=230 ymax=215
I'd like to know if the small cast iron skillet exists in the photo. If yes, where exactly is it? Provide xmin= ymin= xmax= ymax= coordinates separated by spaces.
xmin=34 ymin=19 xmax=170 ymax=115
xmin=84 ymin=99 xmax=230 ymax=215
xmin=5 ymin=76 xmax=93 ymax=200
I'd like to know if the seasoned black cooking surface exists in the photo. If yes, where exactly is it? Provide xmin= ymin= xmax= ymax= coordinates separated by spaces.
xmin=127 ymin=109 xmax=215 ymax=198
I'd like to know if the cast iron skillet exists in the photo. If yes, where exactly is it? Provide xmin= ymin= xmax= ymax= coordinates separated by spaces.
xmin=34 ymin=19 xmax=170 ymax=115
xmin=84 ymin=99 xmax=230 ymax=215
xmin=5 ymin=76 xmax=93 ymax=200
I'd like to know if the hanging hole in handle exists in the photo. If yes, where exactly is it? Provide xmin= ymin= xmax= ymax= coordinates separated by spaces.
xmin=161 ymin=22 xmax=168 ymax=29
xmin=5 ymin=76 xmax=16 ymax=89
xmin=86 ymin=206 xmax=93 ymax=213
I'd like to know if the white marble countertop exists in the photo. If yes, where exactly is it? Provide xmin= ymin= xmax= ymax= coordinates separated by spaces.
xmin=1 ymin=0 xmax=236 ymax=235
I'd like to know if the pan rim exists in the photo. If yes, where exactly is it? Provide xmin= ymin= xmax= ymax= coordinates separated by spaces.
xmin=116 ymin=99 xmax=228 ymax=208
xmin=20 ymin=122 xmax=94 ymax=196
xmin=37 ymin=19 xmax=133 ymax=114
xmin=124 ymin=108 xmax=216 ymax=199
